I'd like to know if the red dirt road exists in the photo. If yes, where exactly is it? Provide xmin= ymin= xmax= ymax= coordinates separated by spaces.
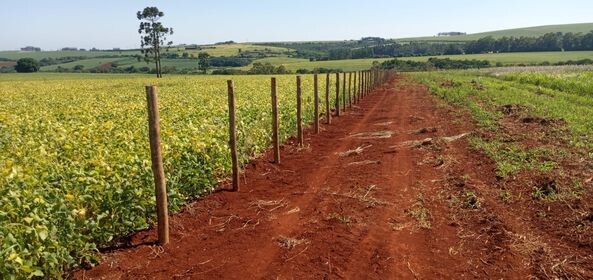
xmin=76 ymin=77 xmax=527 ymax=279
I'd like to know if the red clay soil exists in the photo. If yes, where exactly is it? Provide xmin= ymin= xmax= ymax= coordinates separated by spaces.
xmin=75 ymin=76 xmax=539 ymax=279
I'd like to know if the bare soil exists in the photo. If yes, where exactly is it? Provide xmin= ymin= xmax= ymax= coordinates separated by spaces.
xmin=74 ymin=76 xmax=593 ymax=279
xmin=0 ymin=61 xmax=16 ymax=68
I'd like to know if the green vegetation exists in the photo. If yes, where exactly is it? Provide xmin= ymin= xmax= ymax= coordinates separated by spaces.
xmin=185 ymin=43 xmax=292 ymax=57
xmin=0 ymin=74 xmax=337 ymax=277
xmin=402 ymin=51 xmax=593 ymax=66
xmin=396 ymin=22 xmax=593 ymax=42
xmin=0 ymin=50 xmax=137 ymax=60
xmin=411 ymin=70 xmax=593 ymax=179
xmin=137 ymin=6 xmax=174 ymax=78
xmin=4 ymin=22 xmax=593 ymax=74
xmin=246 ymin=57 xmax=391 ymax=72
xmin=28 ymin=51 xmax=593 ymax=74
xmin=380 ymin=57 xmax=491 ymax=71
xmin=14 ymin=58 xmax=40 ymax=73
xmin=405 ymin=194 xmax=432 ymax=228
xmin=469 ymin=138 xmax=556 ymax=178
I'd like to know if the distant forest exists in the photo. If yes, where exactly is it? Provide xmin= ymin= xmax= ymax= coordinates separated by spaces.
xmin=261 ymin=31 xmax=593 ymax=61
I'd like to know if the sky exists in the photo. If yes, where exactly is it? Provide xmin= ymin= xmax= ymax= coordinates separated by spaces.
xmin=2 ymin=0 xmax=593 ymax=50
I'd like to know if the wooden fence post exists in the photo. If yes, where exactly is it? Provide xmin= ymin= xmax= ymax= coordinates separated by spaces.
xmin=145 ymin=85 xmax=169 ymax=245
xmin=271 ymin=77 xmax=280 ymax=163
xmin=362 ymin=71 xmax=366 ymax=97
xmin=296 ymin=76 xmax=303 ymax=146
xmin=325 ymin=73 xmax=331 ymax=124
xmin=348 ymin=72 xmax=352 ymax=108
xmin=335 ymin=72 xmax=340 ymax=117
xmin=367 ymin=71 xmax=370 ymax=94
xmin=353 ymin=72 xmax=357 ymax=104
xmin=358 ymin=71 xmax=361 ymax=103
xmin=362 ymin=71 xmax=368 ymax=97
xmin=314 ymin=73 xmax=320 ymax=134
xmin=342 ymin=72 xmax=346 ymax=112
xmin=227 ymin=80 xmax=239 ymax=192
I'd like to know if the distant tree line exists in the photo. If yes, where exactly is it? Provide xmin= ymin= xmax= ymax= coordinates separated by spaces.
xmin=263 ymin=31 xmax=593 ymax=61
xmin=464 ymin=32 xmax=593 ymax=53
xmin=214 ymin=62 xmax=289 ymax=75
xmin=379 ymin=58 xmax=491 ymax=71
xmin=20 ymin=46 xmax=41 ymax=52
xmin=438 ymin=32 xmax=467 ymax=36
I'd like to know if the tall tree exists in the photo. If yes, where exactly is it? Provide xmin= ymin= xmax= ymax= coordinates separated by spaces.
xmin=198 ymin=52 xmax=210 ymax=74
xmin=137 ymin=7 xmax=173 ymax=78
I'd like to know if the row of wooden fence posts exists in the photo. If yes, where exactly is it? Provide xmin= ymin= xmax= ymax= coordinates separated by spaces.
xmin=144 ymin=69 xmax=393 ymax=245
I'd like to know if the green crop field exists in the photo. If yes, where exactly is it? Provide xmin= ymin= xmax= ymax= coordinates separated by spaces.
xmin=396 ymin=22 xmax=593 ymax=42
xmin=242 ymin=57 xmax=393 ymax=72
xmin=40 ymin=58 xmax=135 ymax=71
xmin=178 ymin=43 xmax=293 ymax=57
xmin=38 ymin=50 xmax=593 ymax=74
xmin=0 ymin=73 xmax=153 ymax=81
xmin=0 ymin=50 xmax=138 ymax=60
xmin=399 ymin=51 xmax=593 ymax=65
xmin=0 ymin=72 xmax=343 ymax=277
xmin=39 ymin=57 xmax=200 ymax=72
xmin=24 ymin=43 xmax=294 ymax=72
xmin=240 ymin=51 xmax=593 ymax=71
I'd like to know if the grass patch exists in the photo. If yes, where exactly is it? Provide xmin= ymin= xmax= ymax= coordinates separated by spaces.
xmin=469 ymin=137 xmax=556 ymax=178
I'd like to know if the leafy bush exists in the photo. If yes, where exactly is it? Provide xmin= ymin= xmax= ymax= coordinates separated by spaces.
xmin=14 ymin=58 xmax=40 ymax=73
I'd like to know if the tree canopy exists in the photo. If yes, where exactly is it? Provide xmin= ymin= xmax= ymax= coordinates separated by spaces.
xmin=137 ymin=6 xmax=173 ymax=78
xmin=14 ymin=58 xmax=40 ymax=73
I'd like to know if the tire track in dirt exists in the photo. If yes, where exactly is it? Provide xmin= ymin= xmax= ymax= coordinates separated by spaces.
xmin=75 ymin=76 xmax=525 ymax=279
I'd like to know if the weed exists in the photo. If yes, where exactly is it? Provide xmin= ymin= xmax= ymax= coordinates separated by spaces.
xmin=276 ymin=236 xmax=308 ymax=250
xmin=532 ymin=186 xmax=557 ymax=201
xmin=499 ymin=190 xmax=513 ymax=203
xmin=462 ymin=191 xmax=480 ymax=209
xmin=405 ymin=194 xmax=432 ymax=229
xmin=329 ymin=212 xmax=351 ymax=224
xmin=536 ymin=210 xmax=548 ymax=219
xmin=567 ymin=180 xmax=584 ymax=199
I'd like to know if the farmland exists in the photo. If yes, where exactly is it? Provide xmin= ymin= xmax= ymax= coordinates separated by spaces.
xmin=29 ymin=50 xmax=593 ymax=73
xmin=396 ymin=22 xmax=593 ymax=42
xmin=4 ymin=22 xmax=593 ymax=75
xmin=19 ymin=50 xmax=593 ymax=74
xmin=3 ymin=66 xmax=593 ymax=278
xmin=411 ymin=70 xmax=593 ymax=148
xmin=4 ymin=1 xmax=593 ymax=276
xmin=0 ymin=50 xmax=137 ymax=60
xmin=406 ymin=69 xmax=593 ymax=277
xmin=72 ymin=67 xmax=593 ymax=279
xmin=401 ymin=51 xmax=593 ymax=65
xmin=0 ymin=73 xmax=338 ymax=277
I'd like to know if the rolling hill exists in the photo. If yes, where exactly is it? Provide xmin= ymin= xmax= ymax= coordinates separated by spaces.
xmin=395 ymin=22 xmax=593 ymax=42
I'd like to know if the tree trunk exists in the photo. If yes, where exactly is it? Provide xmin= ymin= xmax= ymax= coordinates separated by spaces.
xmin=154 ymin=31 xmax=161 ymax=78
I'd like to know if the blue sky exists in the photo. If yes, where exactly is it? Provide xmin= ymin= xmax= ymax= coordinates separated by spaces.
xmin=2 ymin=0 xmax=593 ymax=50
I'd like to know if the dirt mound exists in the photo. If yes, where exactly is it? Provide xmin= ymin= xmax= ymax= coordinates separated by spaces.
xmin=520 ymin=116 xmax=566 ymax=126
xmin=498 ymin=104 xmax=526 ymax=115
